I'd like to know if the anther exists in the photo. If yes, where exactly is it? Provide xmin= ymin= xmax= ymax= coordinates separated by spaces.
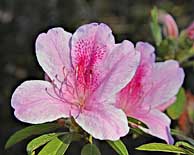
xmin=62 ymin=66 xmax=67 ymax=78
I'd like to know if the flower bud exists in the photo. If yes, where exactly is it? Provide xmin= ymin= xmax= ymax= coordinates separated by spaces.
xmin=186 ymin=21 xmax=194 ymax=40
xmin=158 ymin=11 xmax=179 ymax=38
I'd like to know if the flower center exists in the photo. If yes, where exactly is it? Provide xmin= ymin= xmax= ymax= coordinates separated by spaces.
xmin=45 ymin=66 xmax=88 ymax=112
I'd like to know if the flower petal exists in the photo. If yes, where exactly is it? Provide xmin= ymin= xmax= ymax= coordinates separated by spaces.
xmin=136 ymin=42 xmax=155 ymax=64
xmin=71 ymin=23 xmax=115 ymax=91
xmin=156 ymin=97 xmax=176 ymax=111
xmin=74 ymin=104 xmax=129 ymax=140
xmin=116 ymin=42 xmax=154 ymax=113
xmin=91 ymin=40 xmax=140 ymax=102
xmin=130 ymin=109 xmax=174 ymax=144
xmin=11 ymin=80 xmax=71 ymax=124
xmin=143 ymin=60 xmax=184 ymax=109
xmin=36 ymin=28 xmax=72 ymax=84
xmin=71 ymin=23 xmax=115 ymax=69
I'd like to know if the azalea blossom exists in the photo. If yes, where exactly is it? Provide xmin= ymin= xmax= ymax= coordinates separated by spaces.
xmin=116 ymin=42 xmax=184 ymax=144
xmin=11 ymin=23 xmax=140 ymax=140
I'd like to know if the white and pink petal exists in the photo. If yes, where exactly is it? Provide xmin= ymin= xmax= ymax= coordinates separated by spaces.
xmin=11 ymin=80 xmax=72 ymax=124
xmin=116 ymin=42 xmax=154 ymax=112
xmin=36 ymin=28 xmax=72 ymax=86
xmin=143 ymin=60 xmax=184 ymax=109
xmin=130 ymin=109 xmax=174 ymax=144
xmin=74 ymin=104 xmax=129 ymax=140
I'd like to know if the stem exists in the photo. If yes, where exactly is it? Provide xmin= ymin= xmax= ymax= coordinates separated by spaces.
xmin=89 ymin=135 xmax=93 ymax=144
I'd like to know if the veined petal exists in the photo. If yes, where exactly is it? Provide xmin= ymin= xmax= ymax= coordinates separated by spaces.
xmin=71 ymin=23 xmax=115 ymax=91
xmin=36 ymin=28 xmax=72 ymax=85
xmin=130 ymin=109 xmax=174 ymax=144
xmin=143 ymin=60 xmax=184 ymax=109
xmin=116 ymin=42 xmax=154 ymax=112
xmin=156 ymin=97 xmax=176 ymax=111
xmin=92 ymin=40 xmax=140 ymax=102
xmin=11 ymin=80 xmax=71 ymax=124
xmin=74 ymin=104 xmax=129 ymax=140
xmin=71 ymin=23 xmax=115 ymax=69
xmin=136 ymin=42 xmax=155 ymax=64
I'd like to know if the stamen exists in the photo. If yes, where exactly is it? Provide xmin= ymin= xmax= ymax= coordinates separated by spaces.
xmin=55 ymin=74 xmax=63 ymax=83
xmin=45 ymin=86 xmax=75 ymax=106
xmin=53 ymin=86 xmax=61 ymax=97
xmin=66 ymin=84 xmax=75 ymax=96
xmin=68 ymin=102 xmax=84 ymax=119
xmin=46 ymin=65 xmax=88 ymax=118
xmin=69 ymin=105 xmax=73 ymax=117
xmin=62 ymin=66 xmax=67 ymax=77
xmin=75 ymin=66 xmax=79 ymax=80
xmin=45 ymin=88 xmax=62 ymax=101
xmin=74 ymin=105 xmax=82 ymax=119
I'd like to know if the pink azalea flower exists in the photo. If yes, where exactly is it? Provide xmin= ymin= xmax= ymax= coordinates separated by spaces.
xmin=158 ymin=12 xmax=179 ymax=38
xmin=116 ymin=42 xmax=184 ymax=144
xmin=11 ymin=23 xmax=140 ymax=140
xmin=186 ymin=21 xmax=194 ymax=40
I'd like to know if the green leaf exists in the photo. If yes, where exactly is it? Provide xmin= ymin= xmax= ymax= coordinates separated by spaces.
xmin=60 ymin=132 xmax=82 ymax=144
xmin=5 ymin=123 xmax=60 ymax=149
xmin=28 ymin=151 xmax=35 ymax=155
xmin=56 ymin=132 xmax=82 ymax=155
xmin=56 ymin=142 xmax=69 ymax=155
xmin=27 ymin=133 xmax=65 ymax=154
xmin=167 ymin=88 xmax=186 ymax=120
xmin=38 ymin=137 xmax=69 ymax=155
xmin=27 ymin=132 xmax=80 ymax=155
xmin=171 ymin=129 xmax=194 ymax=146
xmin=188 ymin=103 xmax=194 ymax=122
xmin=130 ymin=127 xmax=145 ymax=136
xmin=136 ymin=143 xmax=186 ymax=154
xmin=107 ymin=140 xmax=129 ymax=155
xmin=150 ymin=7 xmax=162 ymax=46
xmin=176 ymin=141 xmax=194 ymax=155
xmin=176 ymin=141 xmax=194 ymax=151
xmin=128 ymin=117 xmax=147 ymax=128
xmin=157 ymin=38 xmax=177 ymax=59
xmin=81 ymin=144 xmax=101 ymax=155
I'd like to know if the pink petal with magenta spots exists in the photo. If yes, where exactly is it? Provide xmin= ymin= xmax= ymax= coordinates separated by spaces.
xmin=71 ymin=23 xmax=115 ymax=69
xmin=70 ymin=23 xmax=115 ymax=92
xmin=91 ymin=40 xmax=140 ymax=103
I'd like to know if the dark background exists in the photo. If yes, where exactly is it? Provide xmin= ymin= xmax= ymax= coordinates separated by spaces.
xmin=0 ymin=0 xmax=194 ymax=154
